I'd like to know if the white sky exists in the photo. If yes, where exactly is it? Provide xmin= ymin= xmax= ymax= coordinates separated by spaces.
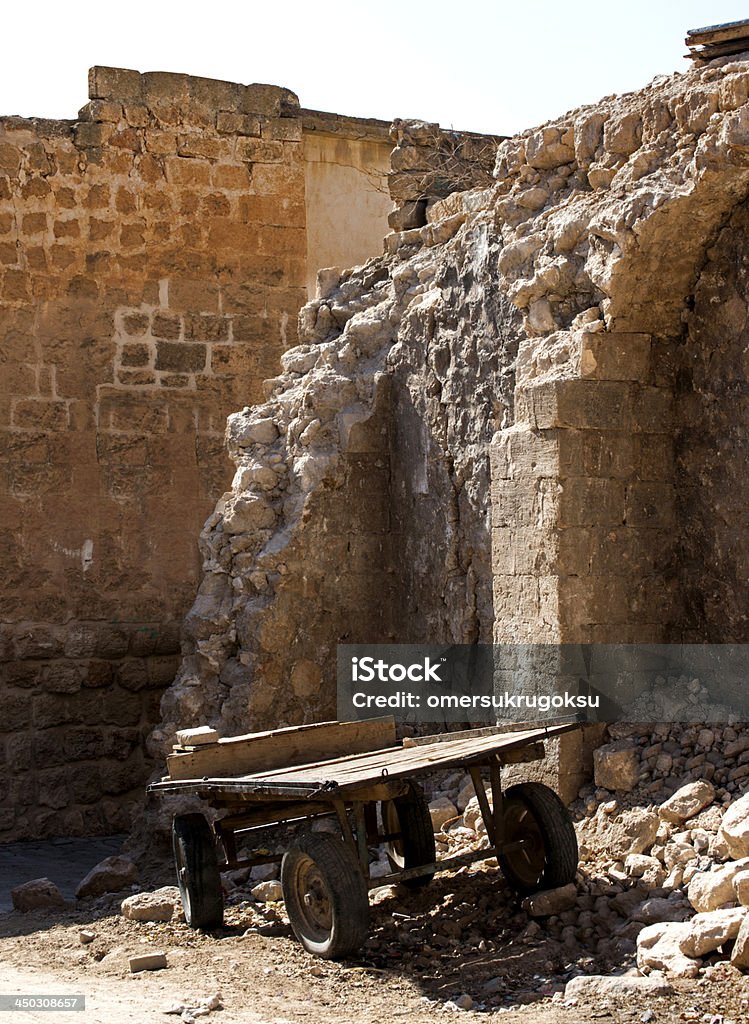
xmin=2 ymin=1 xmax=749 ymax=136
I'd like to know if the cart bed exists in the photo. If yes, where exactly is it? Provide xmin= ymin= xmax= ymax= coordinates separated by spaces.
xmin=149 ymin=722 xmax=576 ymax=800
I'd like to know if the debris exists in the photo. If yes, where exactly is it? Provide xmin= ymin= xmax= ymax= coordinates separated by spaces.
xmin=121 ymin=886 xmax=180 ymax=922
xmin=11 ymin=878 xmax=65 ymax=912
xmin=76 ymin=855 xmax=138 ymax=899
xmin=129 ymin=952 xmax=168 ymax=973
xmin=251 ymin=880 xmax=283 ymax=902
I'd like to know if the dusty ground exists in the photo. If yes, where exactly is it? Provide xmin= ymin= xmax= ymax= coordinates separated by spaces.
xmin=2 ymin=862 xmax=749 ymax=1024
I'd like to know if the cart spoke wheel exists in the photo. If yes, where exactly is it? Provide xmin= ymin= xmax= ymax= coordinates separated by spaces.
xmin=497 ymin=782 xmax=578 ymax=896
xmin=172 ymin=813 xmax=224 ymax=930
xmin=380 ymin=783 xmax=436 ymax=889
xmin=282 ymin=832 xmax=369 ymax=959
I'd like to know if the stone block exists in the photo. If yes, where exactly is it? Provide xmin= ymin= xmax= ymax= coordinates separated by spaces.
xmin=624 ymin=481 xmax=675 ymax=528
xmin=242 ymin=84 xmax=298 ymax=117
xmin=155 ymin=341 xmax=206 ymax=374
xmin=88 ymin=66 xmax=143 ymax=102
xmin=558 ymin=477 xmax=625 ymax=528
xmin=593 ymin=739 xmax=639 ymax=791
xmin=580 ymin=332 xmax=651 ymax=381
xmin=518 ymin=379 xmax=632 ymax=431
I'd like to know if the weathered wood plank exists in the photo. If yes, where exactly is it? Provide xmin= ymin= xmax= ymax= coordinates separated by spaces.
xmin=166 ymin=716 xmax=397 ymax=781
xmin=686 ymin=36 xmax=749 ymax=61
xmin=686 ymin=18 xmax=749 ymax=46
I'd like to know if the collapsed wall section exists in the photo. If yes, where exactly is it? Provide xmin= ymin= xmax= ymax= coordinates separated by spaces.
xmin=152 ymin=58 xmax=749 ymax=795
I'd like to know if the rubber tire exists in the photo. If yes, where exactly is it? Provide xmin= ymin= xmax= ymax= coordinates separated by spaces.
xmin=281 ymin=832 xmax=369 ymax=959
xmin=381 ymin=784 xmax=436 ymax=889
xmin=497 ymin=781 xmax=578 ymax=895
xmin=172 ymin=813 xmax=224 ymax=929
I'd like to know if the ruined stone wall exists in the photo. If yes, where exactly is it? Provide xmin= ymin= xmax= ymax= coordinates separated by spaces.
xmin=0 ymin=66 xmax=308 ymax=841
xmin=150 ymin=58 xmax=749 ymax=806
xmin=677 ymin=198 xmax=749 ymax=642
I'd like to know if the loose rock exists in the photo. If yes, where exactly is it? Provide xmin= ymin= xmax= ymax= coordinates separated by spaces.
xmin=75 ymin=856 xmax=138 ymax=899
xmin=11 ymin=878 xmax=65 ymax=913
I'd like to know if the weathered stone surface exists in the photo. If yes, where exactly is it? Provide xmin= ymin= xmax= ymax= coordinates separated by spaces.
xmin=429 ymin=796 xmax=458 ymax=833
xmin=522 ymin=883 xmax=577 ymax=917
xmin=680 ymin=906 xmax=746 ymax=958
xmin=76 ymin=855 xmax=138 ymax=899
xmin=687 ymin=858 xmax=749 ymax=913
xmin=121 ymin=886 xmax=180 ymax=922
xmin=636 ymin=922 xmax=700 ymax=978
xmin=251 ymin=880 xmax=283 ymax=902
xmin=731 ymin=913 xmax=749 ymax=968
xmin=564 ymin=974 xmax=673 ymax=999
xmin=717 ymin=794 xmax=749 ymax=859
xmin=659 ymin=781 xmax=715 ymax=824
xmin=11 ymin=877 xmax=65 ymax=912
xmin=594 ymin=740 xmax=639 ymax=791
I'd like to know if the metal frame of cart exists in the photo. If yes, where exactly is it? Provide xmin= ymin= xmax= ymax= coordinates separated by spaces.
xmin=148 ymin=719 xmax=579 ymax=959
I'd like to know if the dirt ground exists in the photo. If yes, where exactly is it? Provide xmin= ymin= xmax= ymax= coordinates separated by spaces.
xmin=2 ymin=862 xmax=749 ymax=1024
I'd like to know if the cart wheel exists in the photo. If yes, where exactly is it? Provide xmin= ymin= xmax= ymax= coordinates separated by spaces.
xmin=497 ymin=782 xmax=578 ymax=895
xmin=281 ymin=832 xmax=369 ymax=959
xmin=381 ymin=784 xmax=436 ymax=889
xmin=172 ymin=813 xmax=224 ymax=929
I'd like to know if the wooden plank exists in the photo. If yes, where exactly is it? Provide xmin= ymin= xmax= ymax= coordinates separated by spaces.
xmin=686 ymin=36 xmax=749 ymax=61
xmin=166 ymin=716 xmax=397 ymax=781
xmin=686 ymin=18 xmax=749 ymax=46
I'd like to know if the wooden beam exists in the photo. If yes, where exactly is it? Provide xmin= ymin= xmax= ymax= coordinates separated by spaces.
xmin=686 ymin=18 xmax=749 ymax=46
xmin=166 ymin=716 xmax=397 ymax=781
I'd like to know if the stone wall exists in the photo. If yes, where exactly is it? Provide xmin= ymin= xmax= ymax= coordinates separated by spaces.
xmin=302 ymin=110 xmax=392 ymax=297
xmin=148 ymin=57 xmax=749 ymax=813
xmin=0 ymin=67 xmax=393 ymax=841
xmin=677 ymin=198 xmax=749 ymax=642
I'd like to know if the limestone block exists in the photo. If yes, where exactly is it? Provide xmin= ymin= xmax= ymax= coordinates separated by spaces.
xmin=565 ymin=975 xmax=672 ymax=999
xmin=429 ymin=796 xmax=458 ymax=833
xmin=680 ymin=906 xmax=746 ymax=958
xmin=636 ymin=922 xmax=699 ymax=978
xmin=687 ymin=858 xmax=749 ymax=912
xmin=522 ymin=883 xmax=577 ymax=917
xmin=121 ymin=886 xmax=180 ymax=922
xmin=717 ymin=793 xmax=749 ymax=858
xmin=594 ymin=739 xmax=639 ymax=791
xmin=579 ymin=332 xmax=651 ymax=381
xmin=731 ymin=913 xmax=749 ymax=968
xmin=659 ymin=780 xmax=715 ymax=824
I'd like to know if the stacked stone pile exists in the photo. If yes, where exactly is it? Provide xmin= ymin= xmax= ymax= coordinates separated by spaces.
xmin=423 ymin=723 xmax=749 ymax=981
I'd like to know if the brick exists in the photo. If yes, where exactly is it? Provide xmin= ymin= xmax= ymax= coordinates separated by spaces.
xmin=0 ymin=143 xmax=22 ymax=176
xmin=177 ymin=135 xmax=223 ymax=160
xmin=22 ymin=212 xmax=48 ymax=234
xmin=558 ymin=477 xmax=625 ymax=528
xmin=74 ymin=122 xmax=113 ymax=149
xmin=152 ymin=313 xmax=182 ymax=340
xmin=164 ymin=157 xmax=211 ymax=186
xmin=210 ymin=163 xmax=251 ymax=189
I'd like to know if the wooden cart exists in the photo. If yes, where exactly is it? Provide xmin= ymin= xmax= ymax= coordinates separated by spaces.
xmin=148 ymin=717 xmax=579 ymax=959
